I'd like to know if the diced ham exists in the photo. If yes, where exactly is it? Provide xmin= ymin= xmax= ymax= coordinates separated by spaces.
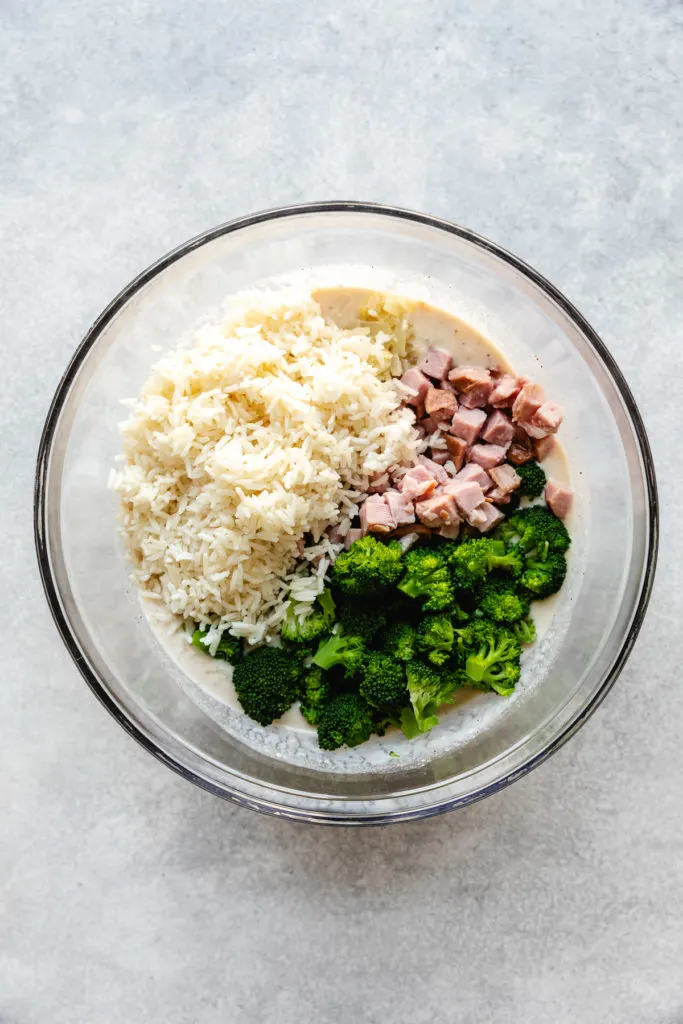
xmin=415 ymin=493 xmax=461 ymax=529
xmin=521 ymin=401 xmax=564 ymax=439
xmin=400 ymin=464 xmax=438 ymax=501
xmin=385 ymin=489 xmax=416 ymax=527
xmin=480 ymin=410 xmax=515 ymax=449
xmin=368 ymin=472 xmax=390 ymax=493
xmin=420 ymin=415 xmax=446 ymax=437
xmin=448 ymin=365 xmax=493 ymax=408
xmin=507 ymin=441 xmax=536 ymax=465
xmin=468 ymin=443 xmax=507 ymax=470
xmin=326 ymin=525 xmax=344 ymax=544
xmin=469 ymin=502 xmax=506 ymax=533
xmin=534 ymin=435 xmax=557 ymax=462
xmin=399 ymin=367 xmax=430 ymax=407
xmin=442 ymin=479 xmax=486 ymax=515
xmin=439 ymin=523 xmax=462 ymax=540
xmin=490 ymin=374 xmax=522 ymax=408
xmin=487 ymin=487 xmax=512 ymax=504
xmin=455 ymin=463 xmax=493 ymax=491
xmin=424 ymin=386 xmax=458 ymax=421
xmin=360 ymin=495 xmax=396 ymax=535
xmin=418 ymin=454 xmax=449 ymax=484
xmin=429 ymin=450 xmax=449 ymax=465
xmin=449 ymin=407 xmax=487 ymax=445
xmin=344 ymin=528 xmax=363 ymax=550
xmin=545 ymin=479 xmax=573 ymax=519
xmin=418 ymin=347 xmax=453 ymax=381
xmin=489 ymin=463 xmax=521 ymax=494
xmin=444 ymin=434 xmax=468 ymax=471
xmin=512 ymin=382 xmax=545 ymax=423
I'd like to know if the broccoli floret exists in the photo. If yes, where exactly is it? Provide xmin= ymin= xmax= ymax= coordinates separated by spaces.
xmin=496 ymin=504 xmax=570 ymax=559
xmin=416 ymin=613 xmax=455 ymax=666
xmin=479 ymin=578 xmax=531 ymax=624
xmin=457 ymin=620 xmax=521 ymax=696
xmin=513 ymin=616 xmax=537 ymax=645
xmin=299 ymin=666 xmax=330 ymax=726
xmin=232 ymin=646 xmax=303 ymax=725
xmin=515 ymin=461 xmax=547 ymax=499
xmin=378 ymin=621 xmax=418 ymax=662
xmin=359 ymin=653 xmax=407 ymax=709
xmin=486 ymin=539 xmax=523 ymax=578
xmin=192 ymin=627 xmax=242 ymax=663
xmin=398 ymin=549 xmax=455 ymax=611
xmin=317 ymin=692 xmax=374 ymax=750
xmin=332 ymin=535 xmax=403 ymax=596
xmin=337 ymin=603 xmax=387 ymax=642
xmin=402 ymin=659 xmax=462 ymax=736
xmin=312 ymin=630 xmax=367 ymax=678
xmin=521 ymin=551 xmax=567 ymax=598
xmin=280 ymin=589 xmax=336 ymax=644
xmin=442 ymin=538 xmax=491 ymax=592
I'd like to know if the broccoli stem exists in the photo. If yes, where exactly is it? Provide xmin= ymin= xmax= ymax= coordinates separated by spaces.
xmin=312 ymin=633 xmax=344 ymax=671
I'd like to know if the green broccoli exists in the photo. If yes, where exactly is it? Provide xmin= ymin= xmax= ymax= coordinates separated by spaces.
xmin=442 ymin=538 xmax=491 ymax=592
xmin=457 ymin=620 xmax=521 ymax=696
xmin=512 ymin=616 xmax=537 ymax=645
xmin=332 ymin=535 xmax=403 ymax=596
xmin=337 ymin=603 xmax=387 ymax=643
xmin=378 ymin=621 xmax=418 ymax=662
xmin=496 ymin=504 xmax=570 ymax=559
xmin=317 ymin=692 xmax=374 ymax=750
xmin=192 ymin=627 xmax=242 ymax=663
xmin=486 ymin=539 xmax=523 ymax=577
xmin=359 ymin=653 xmax=407 ymax=709
xmin=232 ymin=646 xmax=303 ymax=725
xmin=521 ymin=551 xmax=567 ymax=598
xmin=515 ymin=461 xmax=547 ymax=499
xmin=402 ymin=659 xmax=462 ymax=736
xmin=478 ymin=578 xmax=531 ymax=624
xmin=398 ymin=548 xmax=455 ymax=611
xmin=312 ymin=629 xmax=367 ymax=678
xmin=416 ymin=613 xmax=455 ymax=666
xmin=280 ymin=589 xmax=336 ymax=644
xmin=299 ymin=666 xmax=330 ymax=726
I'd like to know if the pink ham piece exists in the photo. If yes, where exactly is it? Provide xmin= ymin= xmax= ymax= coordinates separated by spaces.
xmin=344 ymin=528 xmax=363 ymax=550
xmin=428 ymin=450 xmax=449 ymax=465
xmin=534 ymin=435 xmax=556 ymax=462
xmin=418 ymin=347 xmax=453 ymax=381
xmin=455 ymin=463 xmax=493 ymax=491
xmin=326 ymin=525 xmax=344 ymax=544
xmin=449 ymin=407 xmax=487 ymax=446
xmin=448 ymin=365 xmax=493 ymax=408
xmin=442 ymin=479 xmax=486 ymax=515
xmin=418 ymin=455 xmax=449 ymax=484
xmin=489 ymin=463 xmax=521 ymax=494
xmin=444 ymin=434 xmax=468 ymax=470
xmin=399 ymin=367 xmax=430 ymax=407
xmin=385 ymin=489 xmax=416 ymax=527
xmin=468 ymin=443 xmax=507 ymax=470
xmin=512 ymin=382 xmax=545 ymax=423
xmin=521 ymin=401 xmax=564 ymax=439
xmin=545 ymin=479 xmax=573 ymax=519
xmin=481 ymin=410 xmax=515 ymax=449
xmin=360 ymin=495 xmax=396 ymax=535
xmin=368 ymin=472 xmax=390 ymax=493
xmin=487 ymin=488 xmax=512 ymax=504
xmin=490 ymin=374 xmax=522 ymax=408
xmin=439 ymin=523 xmax=462 ymax=540
xmin=420 ymin=415 xmax=446 ymax=437
xmin=424 ymin=386 xmax=458 ymax=421
xmin=507 ymin=441 xmax=535 ymax=466
xmin=468 ymin=502 xmax=506 ymax=533
xmin=400 ymin=464 xmax=438 ymax=501
xmin=415 ymin=493 xmax=461 ymax=529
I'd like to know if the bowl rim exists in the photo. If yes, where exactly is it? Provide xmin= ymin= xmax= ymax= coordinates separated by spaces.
xmin=34 ymin=200 xmax=659 ymax=824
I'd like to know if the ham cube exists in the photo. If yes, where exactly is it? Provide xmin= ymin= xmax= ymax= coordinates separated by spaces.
xmin=456 ymin=463 xmax=493 ymax=491
xmin=522 ymin=401 xmax=564 ymax=439
xmin=449 ymin=407 xmax=487 ymax=445
xmin=468 ymin=443 xmax=507 ymax=470
xmin=368 ymin=472 xmax=390 ymax=493
xmin=545 ymin=479 xmax=573 ymax=519
xmin=360 ymin=495 xmax=396 ymax=535
xmin=469 ymin=502 xmax=506 ymax=533
xmin=418 ymin=347 xmax=453 ymax=381
xmin=489 ymin=463 xmax=521 ymax=494
xmin=444 ymin=433 xmax=468 ymax=471
xmin=415 ymin=493 xmax=461 ymax=529
xmin=439 ymin=522 xmax=462 ymax=540
xmin=424 ymin=386 xmax=458 ymax=421
xmin=481 ymin=410 xmax=515 ymax=449
xmin=507 ymin=441 xmax=536 ymax=465
xmin=512 ymin=382 xmax=545 ymax=422
xmin=344 ymin=528 xmax=363 ymax=550
xmin=487 ymin=487 xmax=513 ymax=504
xmin=399 ymin=367 xmax=430 ymax=407
xmin=385 ymin=489 xmax=416 ymax=527
xmin=442 ymin=479 xmax=486 ymax=515
xmin=448 ymin=365 xmax=493 ymax=408
xmin=534 ymin=435 xmax=557 ymax=462
xmin=490 ymin=374 xmax=522 ymax=408
xmin=418 ymin=455 xmax=449 ymax=484
xmin=400 ymin=464 xmax=438 ymax=501
xmin=429 ymin=450 xmax=450 ymax=465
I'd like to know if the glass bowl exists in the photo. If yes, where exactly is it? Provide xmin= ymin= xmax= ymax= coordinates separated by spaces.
xmin=35 ymin=202 xmax=658 ymax=824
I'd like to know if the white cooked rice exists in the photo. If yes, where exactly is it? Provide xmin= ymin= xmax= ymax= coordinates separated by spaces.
xmin=110 ymin=290 xmax=420 ymax=644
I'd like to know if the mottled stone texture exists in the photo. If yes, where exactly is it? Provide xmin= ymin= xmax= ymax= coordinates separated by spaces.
xmin=1 ymin=0 xmax=681 ymax=1021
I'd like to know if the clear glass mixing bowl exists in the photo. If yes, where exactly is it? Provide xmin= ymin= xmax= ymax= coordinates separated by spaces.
xmin=35 ymin=202 xmax=658 ymax=824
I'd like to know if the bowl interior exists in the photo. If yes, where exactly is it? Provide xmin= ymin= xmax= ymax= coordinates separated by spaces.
xmin=37 ymin=206 xmax=656 ymax=820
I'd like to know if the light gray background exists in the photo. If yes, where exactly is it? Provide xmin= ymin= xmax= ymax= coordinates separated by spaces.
xmin=2 ymin=1 xmax=681 ymax=1021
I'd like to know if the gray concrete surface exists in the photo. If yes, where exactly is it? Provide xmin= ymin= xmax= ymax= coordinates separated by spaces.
xmin=2 ymin=1 xmax=681 ymax=1021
